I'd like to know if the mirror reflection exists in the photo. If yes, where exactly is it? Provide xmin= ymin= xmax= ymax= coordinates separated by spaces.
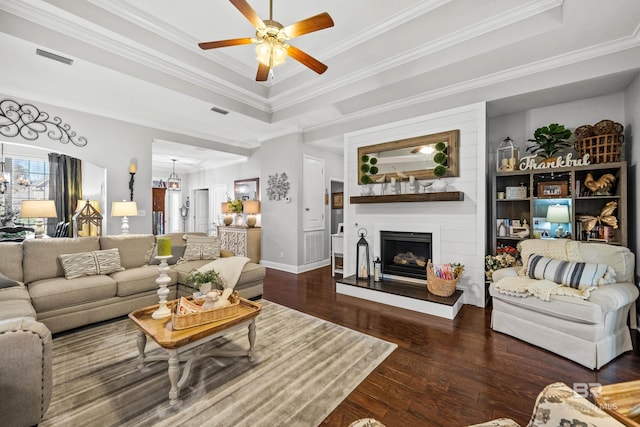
xmin=358 ymin=129 xmax=459 ymax=183
xmin=234 ymin=178 xmax=259 ymax=200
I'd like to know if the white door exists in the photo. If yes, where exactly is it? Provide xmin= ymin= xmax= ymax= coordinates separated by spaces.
xmin=193 ymin=189 xmax=209 ymax=234
xmin=303 ymin=155 xmax=325 ymax=231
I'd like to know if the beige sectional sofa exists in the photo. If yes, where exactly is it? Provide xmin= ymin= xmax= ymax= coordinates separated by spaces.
xmin=0 ymin=232 xmax=265 ymax=426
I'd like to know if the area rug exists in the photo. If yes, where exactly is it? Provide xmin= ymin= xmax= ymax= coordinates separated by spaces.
xmin=41 ymin=300 xmax=397 ymax=427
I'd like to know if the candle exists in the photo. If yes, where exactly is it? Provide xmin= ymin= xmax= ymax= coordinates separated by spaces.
xmin=390 ymin=177 xmax=396 ymax=185
xmin=409 ymin=175 xmax=415 ymax=184
xmin=157 ymin=237 xmax=171 ymax=257
xmin=129 ymin=163 xmax=137 ymax=174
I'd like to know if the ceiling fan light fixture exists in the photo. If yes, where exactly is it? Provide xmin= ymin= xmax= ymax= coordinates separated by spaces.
xmin=255 ymin=38 xmax=287 ymax=67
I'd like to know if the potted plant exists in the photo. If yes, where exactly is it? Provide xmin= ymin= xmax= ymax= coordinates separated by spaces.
xmin=185 ymin=269 xmax=224 ymax=293
xmin=227 ymin=199 xmax=244 ymax=226
xmin=526 ymin=123 xmax=573 ymax=161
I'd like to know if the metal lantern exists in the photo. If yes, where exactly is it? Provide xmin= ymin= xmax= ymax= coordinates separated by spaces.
xmin=72 ymin=200 xmax=103 ymax=237
xmin=497 ymin=137 xmax=520 ymax=172
xmin=356 ymin=228 xmax=370 ymax=280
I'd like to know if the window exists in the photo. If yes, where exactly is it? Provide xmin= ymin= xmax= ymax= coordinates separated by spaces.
xmin=0 ymin=156 xmax=50 ymax=227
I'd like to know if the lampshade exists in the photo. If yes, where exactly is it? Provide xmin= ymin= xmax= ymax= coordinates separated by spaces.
xmin=111 ymin=201 xmax=138 ymax=217
xmin=546 ymin=204 xmax=570 ymax=223
xmin=243 ymin=200 xmax=260 ymax=215
xmin=20 ymin=200 xmax=57 ymax=218
xmin=221 ymin=201 xmax=231 ymax=214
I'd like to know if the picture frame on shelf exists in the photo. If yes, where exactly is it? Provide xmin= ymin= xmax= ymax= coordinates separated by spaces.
xmin=537 ymin=181 xmax=568 ymax=198
xmin=331 ymin=192 xmax=344 ymax=209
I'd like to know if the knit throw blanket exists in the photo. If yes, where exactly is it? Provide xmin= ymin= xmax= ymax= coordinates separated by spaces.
xmin=494 ymin=276 xmax=597 ymax=301
xmin=197 ymin=256 xmax=250 ymax=289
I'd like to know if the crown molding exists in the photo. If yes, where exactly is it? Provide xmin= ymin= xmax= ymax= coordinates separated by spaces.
xmin=302 ymin=29 xmax=640 ymax=135
xmin=268 ymin=0 xmax=564 ymax=112
xmin=0 ymin=0 xmax=268 ymax=111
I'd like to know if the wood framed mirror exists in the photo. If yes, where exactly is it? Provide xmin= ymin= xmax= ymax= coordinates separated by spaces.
xmin=357 ymin=129 xmax=459 ymax=184
xmin=234 ymin=178 xmax=259 ymax=200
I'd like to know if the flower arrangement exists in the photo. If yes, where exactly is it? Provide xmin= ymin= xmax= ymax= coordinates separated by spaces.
xmin=227 ymin=199 xmax=243 ymax=213
xmin=485 ymin=248 xmax=522 ymax=281
xmin=185 ymin=269 xmax=224 ymax=292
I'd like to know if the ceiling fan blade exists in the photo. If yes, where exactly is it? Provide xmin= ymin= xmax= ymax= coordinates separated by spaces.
xmin=256 ymin=62 xmax=270 ymax=81
xmin=283 ymin=12 xmax=334 ymax=38
xmin=198 ymin=37 xmax=254 ymax=50
xmin=229 ymin=0 xmax=265 ymax=28
xmin=287 ymin=45 xmax=328 ymax=74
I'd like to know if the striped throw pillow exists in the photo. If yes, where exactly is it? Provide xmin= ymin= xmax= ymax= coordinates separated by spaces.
xmin=59 ymin=248 xmax=124 ymax=279
xmin=527 ymin=254 xmax=616 ymax=289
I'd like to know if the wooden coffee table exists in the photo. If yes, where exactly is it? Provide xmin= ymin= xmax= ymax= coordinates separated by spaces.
xmin=129 ymin=298 xmax=262 ymax=405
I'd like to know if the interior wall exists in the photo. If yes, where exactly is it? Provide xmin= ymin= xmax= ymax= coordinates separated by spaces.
xmin=0 ymin=93 xmax=245 ymax=235
xmin=624 ymin=75 xmax=639 ymax=288
xmin=344 ymin=102 xmax=487 ymax=307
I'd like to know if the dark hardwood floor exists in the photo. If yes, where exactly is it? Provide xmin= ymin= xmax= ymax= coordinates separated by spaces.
xmin=262 ymin=266 xmax=640 ymax=427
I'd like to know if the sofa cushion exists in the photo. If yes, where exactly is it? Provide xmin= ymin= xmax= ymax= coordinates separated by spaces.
xmin=0 ymin=283 xmax=31 ymax=302
xmin=578 ymin=243 xmax=635 ymax=283
xmin=159 ymin=232 xmax=206 ymax=247
xmin=23 ymin=237 xmax=101 ymax=284
xmin=110 ymin=266 xmax=174 ymax=297
xmin=527 ymin=254 xmax=616 ymax=289
xmin=0 ymin=242 xmax=24 ymax=282
xmin=518 ymin=239 xmax=582 ymax=276
xmin=28 ymin=275 xmax=117 ymax=313
xmin=59 ymin=248 xmax=125 ymax=279
xmin=0 ymin=299 xmax=36 ymax=320
xmin=99 ymin=234 xmax=155 ymax=269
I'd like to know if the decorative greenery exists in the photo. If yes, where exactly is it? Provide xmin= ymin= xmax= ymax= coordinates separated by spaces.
xmin=526 ymin=123 xmax=573 ymax=159
xmin=433 ymin=142 xmax=448 ymax=178
xmin=227 ymin=199 xmax=243 ymax=213
xmin=359 ymin=154 xmax=379 ymax=184
xmin=185 ymin=269 xmax=224 ymax=292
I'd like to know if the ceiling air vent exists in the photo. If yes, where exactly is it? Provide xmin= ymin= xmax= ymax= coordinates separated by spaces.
xmin=36 ymin=48 xmax=73 ymax=65
xmin=210 ymin=106 xmax=229 ymax=115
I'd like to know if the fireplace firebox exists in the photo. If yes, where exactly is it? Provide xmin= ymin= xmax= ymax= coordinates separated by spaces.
xmin=380 ymin=231 xmax=432 ymax=280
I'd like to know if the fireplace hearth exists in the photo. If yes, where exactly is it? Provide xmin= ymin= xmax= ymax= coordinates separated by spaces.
xmin=381 ymin=231 xmax=432 ymax=280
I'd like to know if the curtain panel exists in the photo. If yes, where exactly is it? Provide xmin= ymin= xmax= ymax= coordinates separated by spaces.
xmin=48 ymin=153 xmax=82 ymax=236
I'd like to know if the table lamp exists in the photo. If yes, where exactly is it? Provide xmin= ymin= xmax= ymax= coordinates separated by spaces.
xmin=221 ymin=201 xmax=232 ymax=226
xmin=546 ymin=204 xmax=570 ymax=238
xmin=243 ymin=200 xmax=260 ymax=228
xmin=20 ymin=200 xmax=57 ymax=238
xmin=111 ymin=201 xmax=138 ymax=234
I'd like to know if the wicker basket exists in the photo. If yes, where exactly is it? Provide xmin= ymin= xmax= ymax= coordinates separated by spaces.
xmin=575 ymin=133 xmax=623 ymax=164
xmin=172 ymin=292 xmax=240 ymax=330
xmin=426 ymin=260 xmax=459 ymax=297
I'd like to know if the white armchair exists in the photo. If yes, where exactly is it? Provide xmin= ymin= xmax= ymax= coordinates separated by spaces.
xmin=489 ymin=239 xmax=637 ymax=369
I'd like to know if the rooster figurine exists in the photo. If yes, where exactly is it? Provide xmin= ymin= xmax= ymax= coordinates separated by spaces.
xmin=584 ymin=172 xmax=616 ymax=195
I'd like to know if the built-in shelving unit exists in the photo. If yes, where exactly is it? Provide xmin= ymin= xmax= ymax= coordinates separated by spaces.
xmin=491 ymin=161 xmax=627 ymax=254
xmin=350 ymin=192 xmax=464 ymax=204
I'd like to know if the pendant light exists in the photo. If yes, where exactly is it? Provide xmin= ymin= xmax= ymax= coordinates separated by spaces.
xmin=167 ymin=159 xmax=181 ymax=191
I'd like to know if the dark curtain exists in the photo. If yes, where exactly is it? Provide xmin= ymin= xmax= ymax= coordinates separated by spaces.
xmin=48 ymin=153 xmax=82 ymax=236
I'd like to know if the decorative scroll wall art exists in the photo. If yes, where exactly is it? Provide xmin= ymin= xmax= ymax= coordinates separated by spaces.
xmin=0 ymin=99 xmax=87 ymax=146
xmin=267 ymin=172 xmax=290 ymax=201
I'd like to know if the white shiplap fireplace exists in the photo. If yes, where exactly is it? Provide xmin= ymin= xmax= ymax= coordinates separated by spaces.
xmin=338 ymin=103 xmax=488 ymax=316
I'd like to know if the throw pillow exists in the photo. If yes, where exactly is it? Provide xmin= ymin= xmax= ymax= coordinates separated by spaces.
xmin=527 ymin=254 xmax=616 ymax=289
xmin=0 ymin=272 xmax=20 ymax=289
xmin=183 ymin=236 xmax=221 ymax=261
xmin=59 ymin=248 xmax=125 ymax=279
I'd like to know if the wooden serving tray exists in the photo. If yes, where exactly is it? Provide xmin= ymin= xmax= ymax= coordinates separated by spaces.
xmin=591 ymin=380 xmax=640 ymax=427
xmin=129 ymin=297 xmax=261 ymax=349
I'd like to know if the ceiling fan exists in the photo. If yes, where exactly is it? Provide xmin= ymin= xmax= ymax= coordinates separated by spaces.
xmin=198 ymin=0 xmax=334 ymax=81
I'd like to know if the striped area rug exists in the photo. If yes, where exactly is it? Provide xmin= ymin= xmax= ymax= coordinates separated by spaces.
xmin=41 ymin=300 xmax=396 ymax=427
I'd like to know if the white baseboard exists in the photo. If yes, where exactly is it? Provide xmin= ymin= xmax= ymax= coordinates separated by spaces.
xmin=260 ymin=259 xmax=330 ymax=274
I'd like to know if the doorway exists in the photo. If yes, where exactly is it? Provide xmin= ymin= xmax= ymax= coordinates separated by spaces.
xmin=192 ymin=188 xmax=209 ymax=234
